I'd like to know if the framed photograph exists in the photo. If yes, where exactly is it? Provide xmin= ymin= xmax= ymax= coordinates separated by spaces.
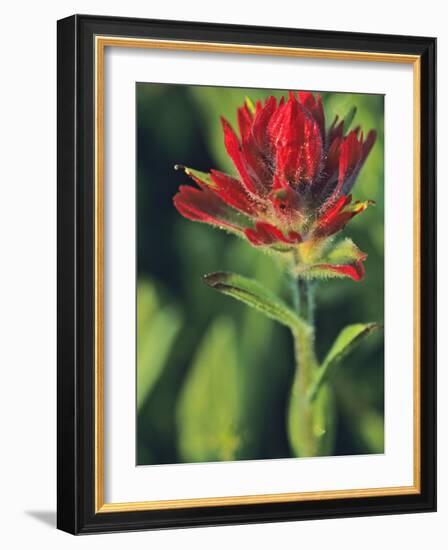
xmin=57 ymin=14 xmax=436 ymax=534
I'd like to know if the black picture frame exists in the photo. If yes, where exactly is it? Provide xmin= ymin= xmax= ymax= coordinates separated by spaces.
xmin=57 ymin=14 xmax=436 ymax=535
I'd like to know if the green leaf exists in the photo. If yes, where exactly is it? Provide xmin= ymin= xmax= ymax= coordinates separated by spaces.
xmin=137 ymin=280 xmax=182 ymax=411
xmin=176 ymin=317 xmax=241 ymax=462
xmin=308 ymin=323 xmax=381 ymax=402
xmin=203 ymin=271 xmax=303 ymax=332
xmin=325 ymin=238 xmax=365 ymax=264
xmin=228 ymin=245 xmax=288 ymax=457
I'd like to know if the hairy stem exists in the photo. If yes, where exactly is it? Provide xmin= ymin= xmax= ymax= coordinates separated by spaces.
xmin=298 ymin=279 xmax=314 ymax=326
xmin=288 ymin=278 xmax=320 ymax=457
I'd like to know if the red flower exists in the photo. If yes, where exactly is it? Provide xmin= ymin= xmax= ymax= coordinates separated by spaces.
xmin=174 ymin=92 xmax=377 ymax=281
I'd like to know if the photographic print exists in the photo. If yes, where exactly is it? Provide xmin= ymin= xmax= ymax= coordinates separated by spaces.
xmin=58 ymin=16 xmax=436 ymax=533
xmin=136 ymin=83 xmax=385 ymax=466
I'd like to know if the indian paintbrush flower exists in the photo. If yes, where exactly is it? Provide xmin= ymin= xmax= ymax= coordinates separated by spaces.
xmin=172 ymin=90 xmax=381 ymax=459
xmin=174 ymin=92 xmax=376 ymax=281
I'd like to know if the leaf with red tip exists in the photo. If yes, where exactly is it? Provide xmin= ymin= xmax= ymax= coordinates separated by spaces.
xmin=297 ymin=260 xmax=366 ymax=282
xmin=294 ymin=238 xmax=367 ymax=281
xmin=316 ymin=261 xmax=365 ymax=281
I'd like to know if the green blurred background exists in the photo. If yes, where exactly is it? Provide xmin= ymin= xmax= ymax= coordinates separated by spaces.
xmin=136 ymin=83 xmax=384 ymax=465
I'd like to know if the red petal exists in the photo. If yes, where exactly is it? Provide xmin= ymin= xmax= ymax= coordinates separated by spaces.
xmin=297 ymin=91 xmax=325 ymax=138
xmin=318 ymin=194 xmax=352 ymax=225
xmin=321 ymin=130 xmax=362 ymax=204
xmin=323 ymin=136 xmax=341 ymax=181
xmin=327 ymin=115 xmax=344 ymax=145
xmin=272 ymin=96 xmax=323 ymax=184
xmin=237 ymin=103 xmax=253 ymax=141
xmin=174 ymin=185 xmax=243 ymax=232
xmin=221 ymin=117 xmax=259 ymax=194
xmin=312 ymin=135 xmax=342 ymax=200
xmin=244 ymin=228 xmax=265 ymax=245
xmin=314 ymin=196 xmax=373 ymax=238
xmin=288 ymin=230 xmax=302 ymax=242
xmin=240 ymin=139 xmax=273 ymax=195
xmin=267 ymin=97 xmax=287 ymax=148
xmin=225 ymin=105 xmax=274 ymax=196
xmin=244 ymin=221 xmax=301 ymax=246
xmin=340 ymin=129 xmax=377 ymax=195
xmin=302 ymin=118 xmax=324 ymax=182
xmin=270 ymin=95 xmax=303 ymax=149
xmin=339 ymin=130 xmax=363 ymax=184
xmin=252 ymin=96 xmax=277 ymax=153
xmin=362 ymin=130 xmax=377 ymax=159
xmin=210 ymin=170 xmax=259 ymax=216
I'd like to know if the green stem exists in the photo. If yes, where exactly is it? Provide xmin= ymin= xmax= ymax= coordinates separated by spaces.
xmin=294 ymin=280 xmax=317 ymax=380
xmin=288 ymin=277 xmax=320 ymax=457
xmin=288 ymin=271 xmax=300 ymax=312
xmin=298 ymin=279 xmax=314 ymax=326
xmin=292 ymin=326 xmax=317 ymax=410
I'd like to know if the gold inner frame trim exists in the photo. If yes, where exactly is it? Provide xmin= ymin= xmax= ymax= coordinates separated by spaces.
xmin=94 ymin=35 xmax=421 ymax=514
